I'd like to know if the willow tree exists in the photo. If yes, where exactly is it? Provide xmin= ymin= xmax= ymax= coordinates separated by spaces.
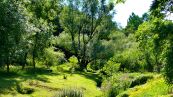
xmin=60 ymin=0 xmax=115 ymax=70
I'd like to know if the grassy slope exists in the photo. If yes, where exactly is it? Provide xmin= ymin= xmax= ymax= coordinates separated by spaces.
xmin=0 ymin=65 xmax=172 ymax=97
xmin=0 ymin=65 xmax=102 ymax=97
xmin=118 ymin=75 xmax=172 ymax=97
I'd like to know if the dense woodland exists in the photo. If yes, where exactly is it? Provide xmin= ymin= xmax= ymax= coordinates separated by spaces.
xmin=1 ymin=0 xmax=173 ymax=97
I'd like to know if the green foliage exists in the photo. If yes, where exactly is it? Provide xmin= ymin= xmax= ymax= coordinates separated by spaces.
xmin=101 ymin=73 xmax=154 ymax=97
xmin=69 ymin=56 xmax=78 ymax=65
xmin=59 ymin=0 xmax=116 ymax=70
xmin=44 ymin=47 xmax=65 ymax=67
xmin=125 ymin=12 xmax=143 ymax=35
xmin=119 ymin=76 xmax=171 ymax=97
xmin=102 ymin=59 xmax=121 ymax=76
xmin=150 ymin=0 xmax=173 ymax=18
xmin=135 ymin=20 xmax=157 ymax=72
xmin=0 ymin=0 xmax=27 ymax=72
xmin=89 ymin=38 xmax=116 ymax=70
xmin=68 ymin=56 xmax=79 ymax=72
xmin=113 ymin=34 xmax=144 ymax=72
xmin=1 ymin=0 xmax=173 ymax=96
xmin=55 ymin=32 xmax=73 ymax=51
xmin=54 ymin=88 xmax=83 ymax=97
xmin=114 ymin=0 xmax=126 ymax=4
xmin=130 ymin=75 xmax=153 ymax=88
xmin=136 ymin=18 xmax=173 ymax=83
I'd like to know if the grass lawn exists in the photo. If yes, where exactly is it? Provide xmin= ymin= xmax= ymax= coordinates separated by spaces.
xmin=0 ymin=65 xmax=102 ymax=97
xmin=0 ymin=65 xmax=172 ymax=97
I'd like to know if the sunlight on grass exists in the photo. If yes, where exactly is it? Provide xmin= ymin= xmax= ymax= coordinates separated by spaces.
xmin=119 ymin=75 xmax=171 ymax=97
xmin=0 ymin=66 xmax=102 ymax=97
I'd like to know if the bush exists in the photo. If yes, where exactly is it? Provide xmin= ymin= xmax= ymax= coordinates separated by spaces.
xmin=63 ymin=74 xmax=67 ymax=79
xmin=107 ymin=85 xmax=120 ymax=97
xmin=102 ymin=82 xmax=131 ymax=97
xmin=57 ymin=66 xmax=64 ymax=72
xmin=68 ymin=56 xmax=79 ymax=73
xmin=130 ymin=75 xmax=153 ymax=88
xmin=117 ymin=92 xmax=129 ymax=97
xmin=95 ymin=76 xmax=103 ymax=87
xmin=44 ymin=47 xmax=65 ymax=67
xmin=102 ymin=59 xmax=121 ymax=76
xmin=101 ymin=74 xmax=131 ymax=97
xmin=17 ymin=82 xmax=34 ymax=94
xmin=101 ymin=73 xmax=154 ymax=97
xmin=54 ymin=88 xmax=83 ymax=97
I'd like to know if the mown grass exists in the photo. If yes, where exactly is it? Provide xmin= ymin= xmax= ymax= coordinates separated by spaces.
xmin=0 ymin=65 xmax=172 ymax=97
xmin=0 ymin=65 xmax=102 ymax=97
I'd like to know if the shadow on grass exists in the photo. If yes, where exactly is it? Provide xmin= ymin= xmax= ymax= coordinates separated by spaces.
xmin=0 ymin=77 xmax=18 ymax=94
xmin=18 ymin=67 xmax=61 ymax=83
xmin=0 ymin=67 xmax=60 ymax=95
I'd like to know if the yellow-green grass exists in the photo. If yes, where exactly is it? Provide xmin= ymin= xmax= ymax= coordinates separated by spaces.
xmin=0 ymin=65 xmax=102 ymax=97
xmin=118 ymin=75 xmax=172 ymax=97
xmin=0 ymin=65 xmax=172 ymax=97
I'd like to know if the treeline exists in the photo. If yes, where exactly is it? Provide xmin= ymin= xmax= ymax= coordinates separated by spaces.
xmin=0 ymin=0 xmax=63 ymax=72
xmin=0 ymin=0 xmax=116 ymax=72
xmin=1 ymin=0 xmax=173 ymax=83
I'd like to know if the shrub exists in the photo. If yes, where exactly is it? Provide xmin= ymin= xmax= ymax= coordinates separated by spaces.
xmin=107 ymin=85 xmax=120 ymax=97
xmin=102 ymin=59 xmax=121 ymax=76
xmin=95 ymin=76 xmax=103 ymax=87
xmin=102 ymin=82 xmax=131 ymax=97
xmin=63 ymin=74 xmax=67 ymax=80
xmin=17 ymin=82 xmax=34 ymax=94
xmin=117 ymin=92 xmax=129 ymax=97
xmin=44 ymin=47 xmax=65 ymax=67
xmin=57 ymin=66 xmax=64 ymax=72
xmin=68 ymin=56 xmax=79 ymax=73
xmin=54 ymin=88 xmax=83 ymax=97
xmin=101 ymin=74 xmax=131 ymax=97
xmin=130 ymin=75 xmax=153 ymax=88
xmin=101 ymin=73 xmax=154 ymax=97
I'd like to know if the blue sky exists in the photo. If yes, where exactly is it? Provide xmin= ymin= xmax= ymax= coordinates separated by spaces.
xmin=113 ymin=0 xmax=153 ymax=27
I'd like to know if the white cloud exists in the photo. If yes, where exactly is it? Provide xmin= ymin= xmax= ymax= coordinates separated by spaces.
xmin=113 ymin=0 xmax=153 ymax=27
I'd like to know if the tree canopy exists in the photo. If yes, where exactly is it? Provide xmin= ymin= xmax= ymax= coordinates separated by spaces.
xmin=1 ymin=0 xmax=173 ymax=86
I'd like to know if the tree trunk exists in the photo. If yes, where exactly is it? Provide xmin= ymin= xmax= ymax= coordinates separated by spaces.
xmin=32 ymin=50 xmax=36 ymax=69
xmin=155 ymin=54 xmax=160 ymax=73
xmin=22 ymin=63 xmax=25 ymax=70
xmin=145 ymin=53 xmax=153 ymax=72
xmin=71 ymin=32 xmax=78 ymax=58
xmin=22 ymin=52 xmax=27 ymax=70
xmin=32 ymin=32 xmax=38 ymax=70
xmin=6 ymin=57 xmax=10 ymax=73
xmin=80 ymin=31 xmax=87 ymax=70
xmin=7 ymin=63 xmax=9 ymax=73
xmin=79 ymin=59 xmax=88 ymax=71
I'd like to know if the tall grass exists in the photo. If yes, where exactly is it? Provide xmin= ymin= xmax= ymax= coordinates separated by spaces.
xmin=54 ymin=87 xmax=83 ymax=97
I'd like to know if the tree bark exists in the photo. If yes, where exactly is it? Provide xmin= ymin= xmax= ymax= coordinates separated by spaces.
xmin=22 ymin=52 xmax=27 ymax=70
xmin=6 ymin=57 xmax=10 ymax=73
xmin=32 ymin=50 xmax=36 ymax=69
xmin=7 ymin=63 xmax=9 ymax=73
